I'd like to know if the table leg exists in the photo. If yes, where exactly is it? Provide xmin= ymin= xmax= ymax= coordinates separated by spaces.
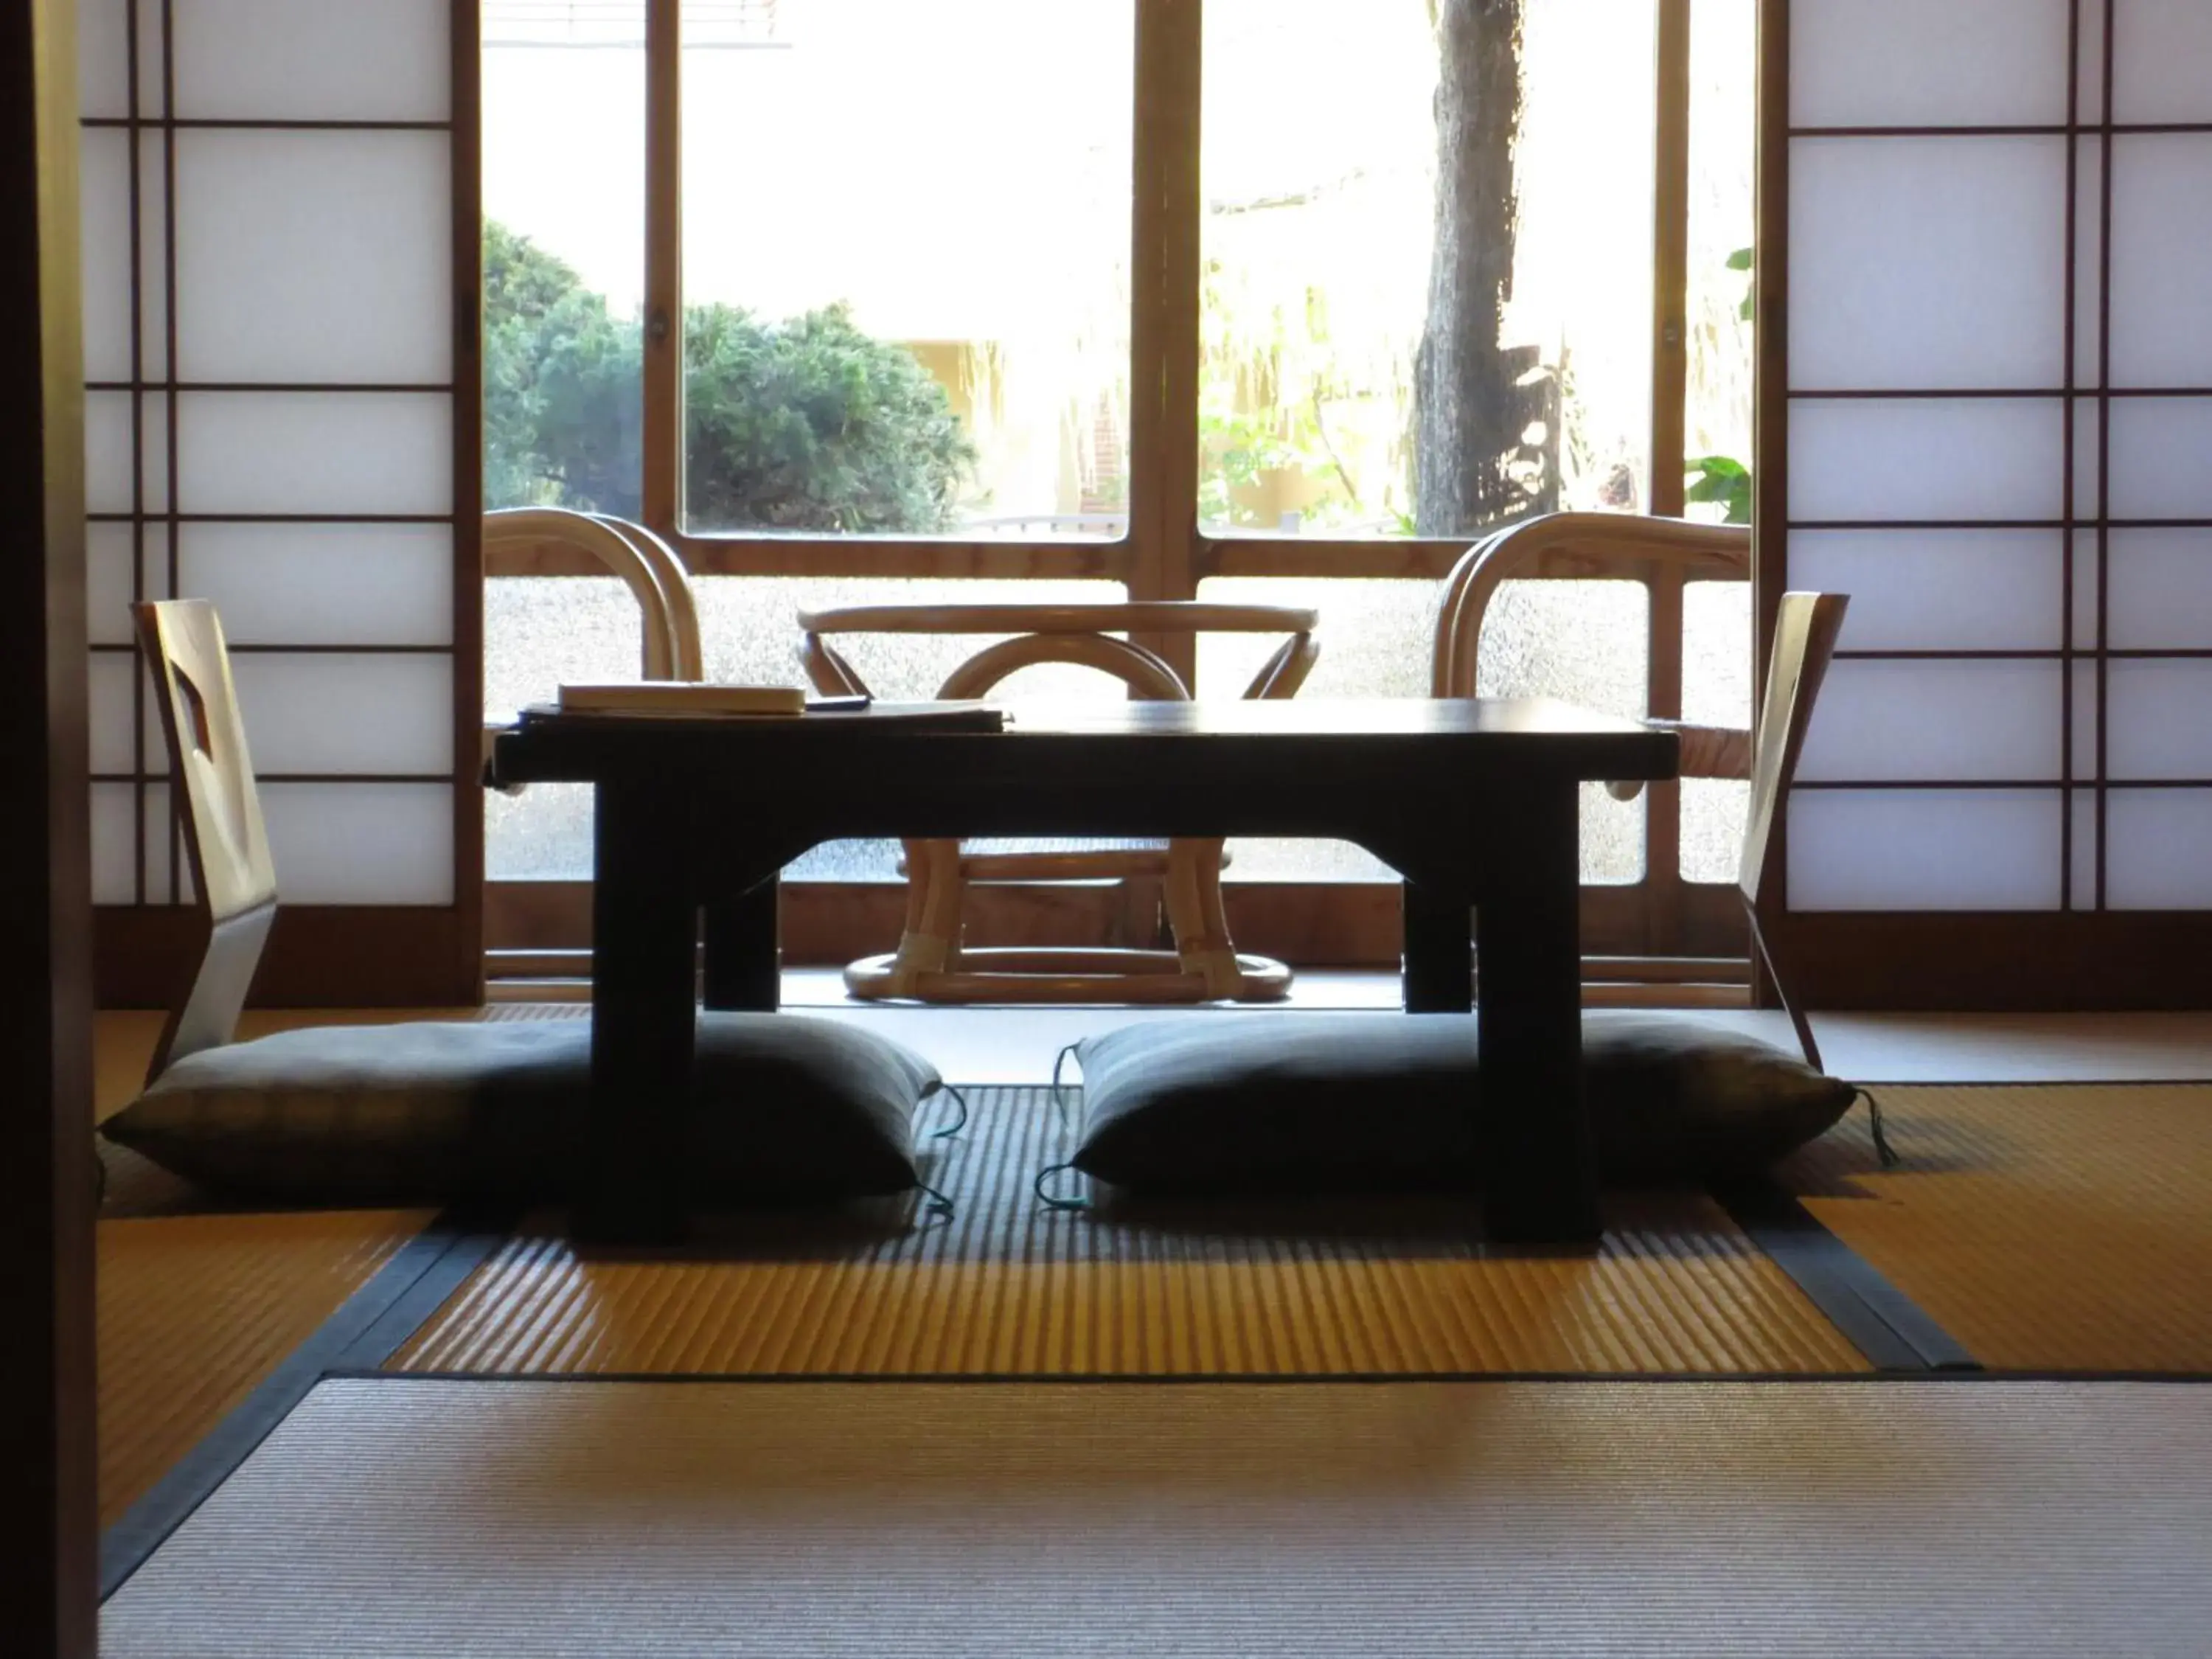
xmin=703 ymin=877 xmax=780 ymax=1012
xmin=1402 ymin=882 xmax=1474 ymax=1013
xmin=580 ymin=776 xmax=697 ymax=1245
xmin=1474 ymin=778 xmax=1599 ymax=1244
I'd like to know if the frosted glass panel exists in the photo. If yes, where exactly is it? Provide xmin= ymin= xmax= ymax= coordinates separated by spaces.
xmin=178 ymin=392 xmax=452 ymax=514
xmin=1788 ymin=400 xmax=2063 ymax=522
xmin=1789 ymin=530 xmax=2063 ymax=650
xmin=2108 ymin=529 xmax=2212 ymax=650
xmin=2112 ymin=0 xmax=2212 ymax=124
xmin=91 ymin=783 xmax=135 ymax=904
xmin=176 ymin=131 xmax=452 ymax=383
xmin=79 ymin=128 xmax=131 ymax=382
xmin=259 ymin=784 xmax=453 ymax=904
xmin=2109 ymin=136 xmax=2212 ymax=389
xmin=2109 ymin=399 xmax=2212 ymax=520
xmin=86 ymin=652 xmax=139 ymax=775
xmin=2107 ymin=661 xmax=2212 ymax=779
xmin=1790 ymin=137 xmax=2065 ymax=390
xmin=178 ymin=524 xmax=453 ymax=647
xmin=228 ymin=654 xmax=453 ymax=775
xmin=78 ymin=0 xmax=129 ymax=119
xmin=1795 ymin=660 xmax=2062 ymax=782
xmin=1790 ymin=0 xmax=2068 ymax=128
xmin=1787 ymin=790 xmax=2063 ymax=911
xmin=173 ymin=0 xmax=449 ymax=121
xmin=2107 ymin=790 xmax=2212 ymax=908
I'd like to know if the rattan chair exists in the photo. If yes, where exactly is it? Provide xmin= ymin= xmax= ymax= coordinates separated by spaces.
xmin=798 ymin=602 xmax=1319 ymax=1004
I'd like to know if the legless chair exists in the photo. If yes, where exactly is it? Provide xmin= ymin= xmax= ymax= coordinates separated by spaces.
xmin=799 ymin=602 xmax=1318 ymax=1004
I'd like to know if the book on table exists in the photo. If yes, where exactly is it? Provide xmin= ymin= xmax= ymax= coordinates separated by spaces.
xmin=552 ymin=683 xmax=1006 ymax=730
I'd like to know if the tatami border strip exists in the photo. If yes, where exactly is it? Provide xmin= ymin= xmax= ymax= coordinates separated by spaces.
xmin=320 ymin=1367 xmax=2211 ymax=1386
xmin=98 ymin=1208 xmax=512 ymax=1601
xmin=1716 ymin=1179 xmax=1981 ymax=1373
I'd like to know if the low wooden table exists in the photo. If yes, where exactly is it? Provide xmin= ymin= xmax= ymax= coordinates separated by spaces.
xmin=489 ymin=698 xmax=1677 ymax=1247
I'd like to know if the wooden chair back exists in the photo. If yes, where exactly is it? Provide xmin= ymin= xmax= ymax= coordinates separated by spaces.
xmin=484 ymin=508 xmax=703 ymax=681
xmin=133 ymin=599 xmax=279 ymax=1078
xmin=1738 ymin=591 xmax=1849 ymax=1070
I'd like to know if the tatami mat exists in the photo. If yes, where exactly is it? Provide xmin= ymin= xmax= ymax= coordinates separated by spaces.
xmin=1782 ymin=1083 xmax=2212 ymax=1372
xmin=102 ymin=1376 xmax=2212 ymax=1657
xmin=97 ymin=1210 xmax=431 ymax=1526
xmin=394 ymin=1086 xmax=1863 ymax=1376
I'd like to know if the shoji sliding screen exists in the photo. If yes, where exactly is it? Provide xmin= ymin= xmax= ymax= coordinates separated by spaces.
xmin=79 ymin=0 xmax=481 ymax=1005
xmin=1762 ymin=0 xmax=2212 ymax=1006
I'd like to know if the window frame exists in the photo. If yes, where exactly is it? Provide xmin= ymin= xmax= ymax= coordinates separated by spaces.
xmin=483 ymin=0 xmax=1736 ymax=973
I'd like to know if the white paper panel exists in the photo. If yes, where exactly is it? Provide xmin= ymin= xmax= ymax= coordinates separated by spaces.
xmin=226 ymin=653 xmax=453 ymax=775
xmin=258 ymin=783 xmax=453 ymax=904
xmin=2071 ymin=529 xmax=2100 ymax=646
xmin=79 ymin=128 xmax=131 ymax=383
xmin=2107 ymin=790 xmax=2212 ymax=908
xmin=2108 ymin=529 xmax=2212 ymax=649
xmin=2072 ymin=658 xmax=2098 ymax=777
xmin=1795 ymin=660 xmax=2062 ymax=782
xmin=86 ymin=652 xmax=139 ymax=776
xmin=2074 ymin=139 xmax=2104 ymax=391
xmin=1790 ymin=137 xmax=2066 ymax=390
xmin=2112 ymin=0 xmax=2212 ymax=124
xmin=90 ymin=783 xmax=136 ymax=905
xmin=2077 ymin=0 xmax=2107 ymax=125
xmin=173 ymin=0 xmax=449 ymax=121
xmin=1790 ymin=0 xmax=2068 ymax=128
xmin=2073 ymin=398 xmax=2101 ymax=519
xmin=176 ymin=131 xmax=452 ymax=383
xmin=84 ymin=390 xmax=131 ymax=514
xmin=2110 ymin=136 xmax=2212 ymax=389
xmin=78 ymin=0 xmax=128 ymax=119
xmin=133 ymin=131 xmax=170 ymax=380
xmin=1787 ymin=790 xmax=2063 ymax=911
xmin=2107 ymin=660 xmax=2212 ymax=779
xmin=86 ymin=523 xmax=141 ymax=645
xmin=178 ymin=524 xmax=454 ymax=646
xmin=1788 ymin=530 xmax=2062 ymax=650
xmin=2070 ymin=789 xmax=2098 ymax=909
xmin=177 ymin=392 xmax=452 ymax=515
xmin=1788 ymin=400 xmax=2064 ymax=522
xmin=2108 ymin=398 xmax=2212 ymax=520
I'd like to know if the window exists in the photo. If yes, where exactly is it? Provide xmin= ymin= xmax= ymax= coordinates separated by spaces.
xmin=483 ymin=0 xmax=1755 ymax=965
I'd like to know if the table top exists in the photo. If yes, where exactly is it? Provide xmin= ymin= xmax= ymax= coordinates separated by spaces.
xmin=492 ymin=696 xmax=1678 ymax=790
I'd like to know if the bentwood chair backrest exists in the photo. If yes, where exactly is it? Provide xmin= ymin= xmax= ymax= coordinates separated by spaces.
xmin=1736 ymin=590 xmax=1849 ymax=1071
xmin=133 ymin=599 xmax=280 ymax=1079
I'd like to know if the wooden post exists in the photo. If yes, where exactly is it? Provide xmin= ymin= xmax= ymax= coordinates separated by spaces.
xmin=0 ymin=0 xmax=99 ymax=1650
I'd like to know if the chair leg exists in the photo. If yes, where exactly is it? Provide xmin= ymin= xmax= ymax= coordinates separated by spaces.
xmin=888 ymin=837 xmax=965 ymax=998
xmin=1165 ymin=838 xmax=1246 ymax=999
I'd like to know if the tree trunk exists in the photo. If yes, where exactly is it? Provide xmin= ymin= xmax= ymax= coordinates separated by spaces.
xmin=1414 ymin=0 xmax=1528 ymax=535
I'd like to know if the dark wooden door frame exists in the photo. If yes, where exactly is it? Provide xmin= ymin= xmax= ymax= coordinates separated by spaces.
xmin=1 ymin=0 xmax=98 ymax=1652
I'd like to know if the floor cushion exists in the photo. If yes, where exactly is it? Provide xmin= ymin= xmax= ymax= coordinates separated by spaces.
xmin=1064 ymin=1012 xmax=1858 ymax=1195
xmin=101 ymin=1014 xmax=942 ymax=1207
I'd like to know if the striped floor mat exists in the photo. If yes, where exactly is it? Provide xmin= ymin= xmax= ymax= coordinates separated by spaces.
xmin=1782 ymin=1082 xmax=2212 ymax=1371
xmin=100 ymin=1377 xmax=2212 ymax=1658
xmin=392 ymin=1085 xmax=1863 ymax=1376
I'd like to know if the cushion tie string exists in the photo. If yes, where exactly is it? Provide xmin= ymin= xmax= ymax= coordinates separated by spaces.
xmin=1051 ymin=1043 xmax=1080 ymax=1126
xmin=1033 ymin=1161 xmax=1090 ymax=1212
xmin=921 ymin=1081 xmax=970 ymax=1140
xmin=915 ymin=1178 xmax=956 ymax=1222
xmin=1857 ymin=1088 xmax=1901 ymax=1168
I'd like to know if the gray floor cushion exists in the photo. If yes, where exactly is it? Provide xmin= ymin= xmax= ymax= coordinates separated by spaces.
xmin=102 ymin=1014 xmax=942 ymax=1207
xmin=1065 ymin=1012 xmax=1860 ymax=1195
